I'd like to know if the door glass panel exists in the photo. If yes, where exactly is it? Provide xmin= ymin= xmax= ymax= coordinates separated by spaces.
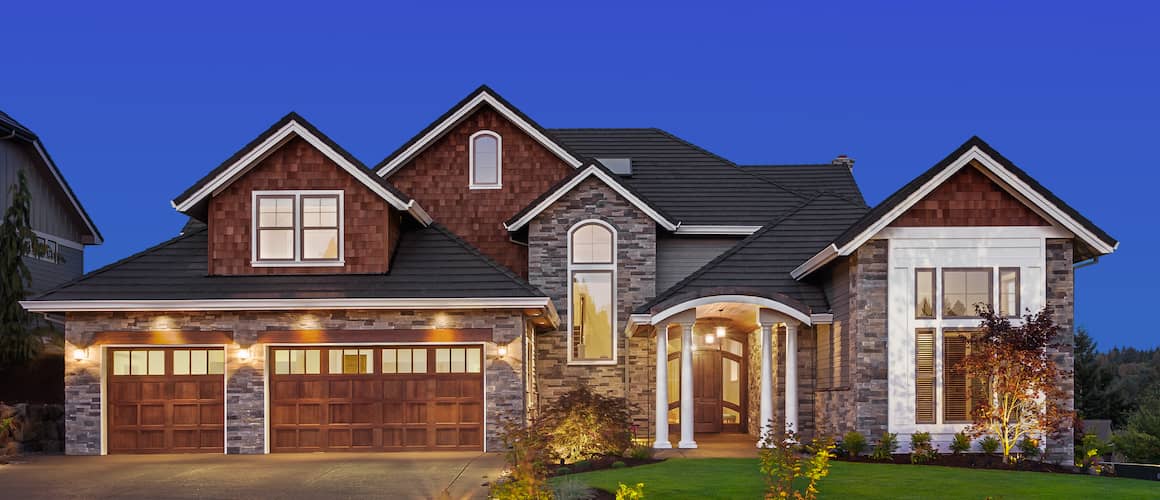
xmin=436 ymin=349 xmax=451 ymax=373
xmin=723 ymin=407 xmax=740 ymax=425
xmin=667 ymin=335 xmax=680 ymax=355
xmin=383 ymin=349 xmax=398 ymax=374
xmin=173 ymin=350 xmax=190 ymax=375
xmin=412 ymin=349 xmax=427 ymax=373
xmin=130 ymin=350 xmax=147 ymax=375
xmin=147 ymin=351 xmax=165 ymax=375
xmin=113 ymin=351 xmax=130 ymax=375
xmin=723 ymin=358 xmax=741 ymax=405
xmin=305 ymin=350 xmax=321 ymax=374
xmin=466 ymin=348 xmax=481 ymax=373
xmin=723 ymin=338 xmax=743 ymax=356
xmin=667 ymin=358 xmax=679 ymax=404
xmin=275 ymin=350 xmax=290 ymax=374
xmin=667 ymin=407 xmax=679 ymax=424
xmin=190 ymin=350 xmax=208 ymax=375
xmin=451 ymin=348 xmax=466 ymax=373
xmin=208 ymin=350 xmax=225 ymax=375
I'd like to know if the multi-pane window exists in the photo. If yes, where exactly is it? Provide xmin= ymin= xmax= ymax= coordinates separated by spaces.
xmin=26 ymin=236 xmax=62 ymax=264
xmin=434 ymin=347 xmax=482 ymax=373
xmin=569 ymin=221 xmax=616 ymax=363
xmin=942 ymin=269 xmax=992 ymax=317
xmin=470 ymin=131 xmax=501 ymax=188
xmin=273 ymin=349 xmax=322 ymax=375
xmin=112 ymin=349 xmax=166 ymax=376
xmin=999 ymin=268 xmax=1020 ymax=318
xmin=328 ymin=349 xmax=373 ymax=374
xmin=253 ymin=191 xmax=342 ymax=264
xmin=382 ymin=348 xmax=428 ymax=374
xmin=173 ymin=349 xmax=225 ymax=375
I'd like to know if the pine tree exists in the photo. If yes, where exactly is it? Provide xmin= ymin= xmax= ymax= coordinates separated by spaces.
xmin=0 ymin=170 xmax=42 ymax=365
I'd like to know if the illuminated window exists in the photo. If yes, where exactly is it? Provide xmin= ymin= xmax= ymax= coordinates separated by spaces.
xmin=382 ymin=348 xmax=428 ymax=374
xmin=172 ymin=349 xmax=225 ymax=375
xmin=569 ymin=221 xmax=616 ymax=363
xmin=328 ymin=349 xmax=374 ymax=374
xmin=999 ymin=268 xmax=1020 ymax=317
xmin=253 ymin=191 xmax=343 ymax=265
xmin=273 ymin=349 xmax=321 ymax=375
xmin=915 ymin=269 xmax=935 ymax=318
xmin=434 ymin=347 xmax=482 ymax=373
xmin=942 ymin=269 xmax=992 ymax=317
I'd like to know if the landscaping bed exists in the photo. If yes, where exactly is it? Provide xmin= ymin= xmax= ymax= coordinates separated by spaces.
xmin=549 ymin=455 xmax=664 ymax=476
xmin=838 ymin=453 xmax=1077 ymax=474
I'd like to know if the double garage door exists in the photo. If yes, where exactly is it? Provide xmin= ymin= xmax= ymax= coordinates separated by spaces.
xmin=269 ymin=345 xmax=484 ymax=452
xmin=105 ymin=344 xmax=483 ymax=454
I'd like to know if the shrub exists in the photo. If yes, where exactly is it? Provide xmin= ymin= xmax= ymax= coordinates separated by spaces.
xmin=979 ymin=436 xmax=1001 ymax=454
xmin=611 ymin=460 xmax=627 ymax=469
xmin=1112 ymin=384 xmax=1160 ymax=464
xmin=624 ymin=445 xmax=655 ymax=461
xmin=492 ymin=419 xmax=555 ymax=499
xmin=553 ymin=476 xmax=595 ymax=500
xmin=1017 ymin=436 xmax=1040 ymax=459
xmin=758 ymin=427 xmax=835 ymax=500
xmin=843 ymin=431 xmax=867 ymax=457
xmin=541 ymin=384 xmax=635 ymax=463
xmin=909 ymin=432 xmax=932 ymax=450
xmin=1077 ymin=433 xmax=1109 ymax=474
xmin=871 ymin=432 xmax=898 ymax=461
xmin=909 ymin=432 xmax=937 ymax=464
xmin=949 ymin=432 xmax=972 ymax=454
xmin=557 ymin=467 xmax=571 ymax=475
xmin=490 ymin=479 xmax=553 ymax=500
xmin=615 ymin=482 xmax=645 ymax=500
xmin=572 ymin=460 xmax=592 ymax=472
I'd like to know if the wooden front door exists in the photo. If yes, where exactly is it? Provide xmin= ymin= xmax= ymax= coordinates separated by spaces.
xmin=693 ymin=350 xmax=722 ymax=433
xmin=268 ymin=345 xmax=484 ymax=452
xmin=106 ymin=347 xmax=226 ymax=454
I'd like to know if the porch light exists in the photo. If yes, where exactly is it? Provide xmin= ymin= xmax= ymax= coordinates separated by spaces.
xmin=237 ymin=346 xmax=252 ymax=361
xmin=72 ymin=347 xmax=88 ymax=361
xmin=704 ymin=333 xmax=715 ymax=344
xmin=716 ymin=326 xmax=726 ymax=338
xmin=498 ymin=345 xmax=508 ymax=357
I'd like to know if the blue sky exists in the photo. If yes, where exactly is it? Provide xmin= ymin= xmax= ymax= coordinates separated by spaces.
xmin=3 ymin=1 xmax=1156 ymax=349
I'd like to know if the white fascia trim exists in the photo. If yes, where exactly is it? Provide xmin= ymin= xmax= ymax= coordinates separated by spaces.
xmin=672 ymin=225 xmax=761 ymax=236
xmin=810 ymin=313 xmax=834 ymax=324
xmin=32 ymin=230 xmax=84 ymax=251
xmin=20 ymin=297 xmax=555 ymax=313
xmin=790 ymin=243 xmax=838 ymax=280
xmin=792 ymin=146 xmax=1117 ymax=280
xmin=377 ymin=91 xmax=584 ymax=177
xmin=504 ymin=165 xmax=679 ymax=232
xmin=172 ymin=121 xmax=422 ymax=221
xmin=31 ymin=142 xmax=102 ymax=245
xmin=641 ymin=294 xmax=813 ymax=329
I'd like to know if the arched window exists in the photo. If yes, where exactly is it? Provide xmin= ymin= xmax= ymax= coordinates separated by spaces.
xmin=469 ymin=130 xmax=501 ymax=189
xmin=568 ymin=220 xmax=616 ymax=364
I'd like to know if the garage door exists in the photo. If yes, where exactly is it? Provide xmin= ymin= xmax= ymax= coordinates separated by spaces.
xmin=269 ymin=345 xmax=484 ymax=452
xmin=106 ymin=347 xmax=225 ymax=454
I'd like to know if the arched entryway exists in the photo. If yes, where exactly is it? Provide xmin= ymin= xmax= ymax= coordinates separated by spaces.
xmin=664 ymin=314 xmax=750 ymax=434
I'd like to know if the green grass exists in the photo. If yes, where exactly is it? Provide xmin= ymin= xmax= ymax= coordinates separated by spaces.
xmin=563 ymin=458 xmax=1158 ymax=499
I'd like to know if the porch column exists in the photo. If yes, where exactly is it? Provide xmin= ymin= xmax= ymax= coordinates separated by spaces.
xmin=785 ymin=321 xmax=799 ymax=434
xmin=758 ymin=321 xmax=775 ymax=446
xmin=678 ymin=321 xmax=697 ymax=448
xmin=653 ymin=326 xmax=672 ymax=448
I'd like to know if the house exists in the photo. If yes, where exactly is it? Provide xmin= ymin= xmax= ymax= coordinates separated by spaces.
xmin=1 ymin=110 xmax=102 ymax=327
xmin=21 ymin=86 xmax=1114 ymax=463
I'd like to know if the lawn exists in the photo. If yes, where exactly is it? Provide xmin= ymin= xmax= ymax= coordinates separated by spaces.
xmin=565 ymin=458 xmax=1158 ymax=499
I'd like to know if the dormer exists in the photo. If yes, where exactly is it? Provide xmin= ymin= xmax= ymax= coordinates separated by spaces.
xmin=171 ymin=113 xmax=431 ymax=275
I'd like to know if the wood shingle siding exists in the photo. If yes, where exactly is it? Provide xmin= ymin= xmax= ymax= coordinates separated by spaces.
xmin=891 ymin=164 xmax=1049 ymax=228
xmin=388 ymin=106 xmax=575 ymax=278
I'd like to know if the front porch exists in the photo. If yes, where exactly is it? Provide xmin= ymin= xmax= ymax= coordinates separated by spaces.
xmin=630 ymin=295 xmax=817 ymax=449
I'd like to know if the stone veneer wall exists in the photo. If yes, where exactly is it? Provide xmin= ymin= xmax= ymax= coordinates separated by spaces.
xmin=850 ymin=240 xmax=890 ymax=439
xmin=1045 ymin=239 xmax=1075 ymax=464
xmin=796 ymin=326 xmax=816 ymax=441
xmin=527 ymin=177 xmax=656 ymax=430
xmin=62 ymin=309 xmax=526 ymax=455
xmin=746 ymin=328 xmax=761 ymax=438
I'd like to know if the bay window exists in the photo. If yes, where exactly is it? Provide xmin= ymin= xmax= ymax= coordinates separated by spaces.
xmin=252 ymin=190 xmax=343 ymax=265
xmin=569 ymin=220 xmax=616 ymax=364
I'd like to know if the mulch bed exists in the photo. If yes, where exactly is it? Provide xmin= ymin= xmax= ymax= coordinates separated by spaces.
xmin=839 ymin=453 xmax=1077 ymax=474
xmin=549 ymin=455 xmax=664 ymax=477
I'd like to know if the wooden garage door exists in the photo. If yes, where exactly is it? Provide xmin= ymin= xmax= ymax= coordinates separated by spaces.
xmin=106 ymin=347 xmax=225 ymax=454
xmin=269 ymin=345 xmax=484 ymax=452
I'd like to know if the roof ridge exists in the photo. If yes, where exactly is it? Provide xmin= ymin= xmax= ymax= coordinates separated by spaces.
xmin=648 ymin=128 xmax=813 ymax=201
xmin=640 ymin=193 xmax=824 ymax=311
xmin=423 ymin=223 xmax=546 ymax=296
xmin=30 ymin=226 xmax=207 ymax=300
xmin=741 ymin=163 xmax=838 ymax=168
xmin=547 ymin=127 xmax=661 ymax=132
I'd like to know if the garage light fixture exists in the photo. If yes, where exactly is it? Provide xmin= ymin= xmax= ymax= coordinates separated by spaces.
xmin=238 ymin=346 xmax=252 ymax=361
xmin=498 ymin=345 xmax=508 ymax=357
xmin=73 ymin=347 xmax=88 ymax=361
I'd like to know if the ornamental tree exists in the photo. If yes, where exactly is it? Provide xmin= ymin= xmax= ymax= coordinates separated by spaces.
xmin=962 ymin=306 xmax=1072 ymax=463
xmin=0 ymin=171 xmax=43 ymax=365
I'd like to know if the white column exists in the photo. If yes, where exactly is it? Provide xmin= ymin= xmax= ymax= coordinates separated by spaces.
xmin=678 ymin=321 xmax=697 ymax=448
xmin=785 ymin=321 xmax=799 ymax=434
xmin=654 ymin=326 xmax=672 ymax=448
xmin=758 ymin=322 xmax=774 ymax=446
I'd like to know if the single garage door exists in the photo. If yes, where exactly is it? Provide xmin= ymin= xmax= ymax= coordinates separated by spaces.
xmin=106 ymin=347 xmax=225 ymax=454
xmin=269 ymin=345 xmax=484 ymax=452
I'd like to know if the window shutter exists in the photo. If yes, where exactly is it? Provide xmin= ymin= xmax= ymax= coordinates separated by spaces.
xmin=915 ymin=329 xmax=935 ymax=424
xmin=944 ymin=334 xmax=969 ymax=422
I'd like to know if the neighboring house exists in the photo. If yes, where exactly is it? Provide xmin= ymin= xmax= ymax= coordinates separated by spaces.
xmin=21 ymin=87 xmax=1114 ymax=464
xmin=1 ymin=110 xmax=102 ymax=321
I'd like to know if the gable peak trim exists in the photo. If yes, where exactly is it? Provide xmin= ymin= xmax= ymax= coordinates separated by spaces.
xmin=503 ymin=163 xmax=678 ymax=232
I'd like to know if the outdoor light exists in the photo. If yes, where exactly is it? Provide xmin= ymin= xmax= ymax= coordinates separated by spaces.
xmin=73 ymin=347 xmax=88 ymax=361
xmin=238 ymin=346 xmax=252 ymax=361
xmin=716 ymin=326 xmax=726 ymax=338
xmin=498 ymin=345 xmax=508 ymax=357
xmin=704 ymin=333 xmax=715 ymax=344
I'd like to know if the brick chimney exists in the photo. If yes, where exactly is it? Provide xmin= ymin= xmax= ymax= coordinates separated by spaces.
xmin=832 ymin=154 xmax=855 ymax=170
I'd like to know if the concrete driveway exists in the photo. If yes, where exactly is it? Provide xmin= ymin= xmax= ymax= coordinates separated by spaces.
xmin=0 ymin=451 xmax=505 ymax=499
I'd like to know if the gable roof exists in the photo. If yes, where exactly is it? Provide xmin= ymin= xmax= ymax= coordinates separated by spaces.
xmin=792 ymin=136 xmax=1118 ymax=279
xmin=171 ymin=112 xmax=430 ymax=224
xmin=0 ymin=110 xmax=103 ymax=244
xmin=637 ymin=192 xmax=869 ymax=315
xmin=23 ymin=222 xmax=554 ymax=318
xmin=374 ymin=85 xmax=586 ymax=177
xmin=547 ymin=128 xmax=813 ymax=226
xmin=504 ymin=161 xmax=680 ymax=232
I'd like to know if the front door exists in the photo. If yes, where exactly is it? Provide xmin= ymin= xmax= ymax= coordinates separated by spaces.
xmin=692 ymin=350 xmax=722 ymax=433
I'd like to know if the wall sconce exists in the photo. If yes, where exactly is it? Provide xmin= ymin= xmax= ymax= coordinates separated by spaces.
xmin=704 ymin=333 xmax=715 ymax=344
xmin=73 ymin=347 xmax=88 ymax=361
xmin=238 ymin=346 xmax=252 ymax=361
xmin=716 ymin=326 xmax=727 ymax=338
xmin=497 ymin=345 xmax=508 ymax=357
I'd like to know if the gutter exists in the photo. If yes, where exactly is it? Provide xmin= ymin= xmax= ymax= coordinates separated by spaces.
xmin=1073 ymin=256 xmax=1100 ymax=270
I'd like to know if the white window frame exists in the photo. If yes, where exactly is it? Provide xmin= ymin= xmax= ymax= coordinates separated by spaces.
xmin=468 ymin=130 xmax=502 ymax=190
xmin=250 ymin=190 xmax=345 ymax=267
xmin=567 ymin=219 xmax=618 ymax=365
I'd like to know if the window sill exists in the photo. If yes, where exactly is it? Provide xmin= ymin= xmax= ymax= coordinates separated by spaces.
xmin=251 ymin=260 xmax=345 ymax=268
xmin=468 ymin=184 xmax=503 ymax=190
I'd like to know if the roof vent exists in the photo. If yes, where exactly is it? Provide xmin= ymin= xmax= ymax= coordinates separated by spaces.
xmin=596 ymin=158 xmax=633 ymax=176
xmin=832 ymin=155 xmax=855 ymax=170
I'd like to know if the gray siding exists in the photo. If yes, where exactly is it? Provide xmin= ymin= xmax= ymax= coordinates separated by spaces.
xmin=23 ymin=245 xmax=84 ymax=295
xmin=655 ymin=236 xmax=741 ymax=291
xmin=817 ymin=258 xmax=851 ymax=390
xmin=0 ymin=140 xmax=85 ymax=243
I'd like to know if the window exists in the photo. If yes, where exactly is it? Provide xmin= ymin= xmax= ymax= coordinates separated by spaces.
xmin=328 ymin=349 xmax=373 ymax=374
xmin=469 ymin=131 xmax=501 ymax=189
xmin=434 ymin=347 xmax=482 ymax=373
xmin=172 ymin=349 xmax=225 ymax=375
xmin=382 ymin=348 xmax=428 ymax=374
xmin=112 ymin=349 xmax=166 ymax=376
xmin=26 ymin=235 xmax=62 ymax=263
xmin=253 ymin=191 xmax=343 ymax=265
xmin=942 ymin=268 xmax=992 ymax=317
xmin=816 ymin=323 xmax=848 ymax=390
xmin=273 ymin=349 xmax=322 ymax=375
xmin=999 ymin=268 xmax=1020 ymax=318
xmin=569 ymin=221 xmax=616 ymax=364
xmin=915 ymin=269 xmax=935 ymax=318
